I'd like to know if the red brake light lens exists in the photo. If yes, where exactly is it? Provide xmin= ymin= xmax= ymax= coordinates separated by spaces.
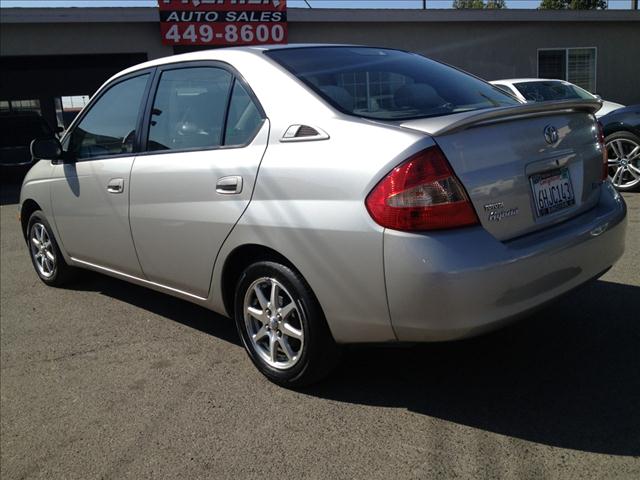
xmin=366 ymin=146 xmax=479 ymax=231
xmin=596 ymin=121 xmax=608 ymax=181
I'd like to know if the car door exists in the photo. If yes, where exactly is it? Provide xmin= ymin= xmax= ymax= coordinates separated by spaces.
xmin=129 ymin=63 xmax=268 ymax=298
xmin=50 ymin=72 xmax=152 ymax=277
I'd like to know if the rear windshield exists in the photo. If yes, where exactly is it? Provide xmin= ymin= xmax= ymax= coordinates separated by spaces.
xmin=266 ymin=47 xmax=518 ymax=120
xmin=513 ymin=81 xmax=594 ymax=102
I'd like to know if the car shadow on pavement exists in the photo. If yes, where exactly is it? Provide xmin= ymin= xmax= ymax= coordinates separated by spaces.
xmin=72 ymin=271 xmax=241 ymax=347
xmin=77 ymin=268 xmax=640 ymax=456
xmin=1 ymin=179 xmax=22 ymax=206
xmin=307 ymin=279 xmax=640 ymax=457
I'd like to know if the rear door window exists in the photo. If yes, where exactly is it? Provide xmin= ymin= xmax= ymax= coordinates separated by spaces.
xmin=266 ymin=47 xmax=518 ymax=121
xmin=224 ymin=81 xmax=264 ymax=146
xmin=147 ymin=67 xmax=233 ymax=152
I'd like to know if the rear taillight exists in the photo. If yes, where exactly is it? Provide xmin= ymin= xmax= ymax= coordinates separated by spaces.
xmin=365 ymin=146 xmax=479 ymax=231
xmin=597 ymin=121 xmax=607 ymax=180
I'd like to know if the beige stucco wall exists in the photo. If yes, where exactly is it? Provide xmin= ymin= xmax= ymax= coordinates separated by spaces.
xmin=1 ymin=16 xmax=638 ymax=105
xmin=288 ymin=21 xmax=639 ymax=105
xmin=0 ymin=22 xmax=173 ymax=60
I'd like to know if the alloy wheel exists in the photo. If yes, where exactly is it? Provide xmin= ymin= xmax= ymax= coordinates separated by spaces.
xmin=30 ymin=222 xmax=56 ymax=278
xmin=607 ymin=137 xmax=640 ymax=190
xmin=243 ymin=277 xmax=305 ymax=370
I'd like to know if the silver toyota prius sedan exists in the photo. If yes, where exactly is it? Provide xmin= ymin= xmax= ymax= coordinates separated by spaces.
xmin=21 ymin=45 xmax=627 ymax=386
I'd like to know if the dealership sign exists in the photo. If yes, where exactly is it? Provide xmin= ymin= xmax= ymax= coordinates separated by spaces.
xmin=158 ymin=0 xmax=287 ymax=46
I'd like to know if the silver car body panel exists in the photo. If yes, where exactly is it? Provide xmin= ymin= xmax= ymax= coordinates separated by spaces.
xmin=436 ymin=113 xmax=602 ymax=241
xmin=210 ymin=120 xmax=430 ymax=343
xmin=397 ymin=99 xmax=601 ymax=136
xmin=128 ymin=121 xmax=270 ymax=298
xmin=19 ymin=46 xmax=627 ymax=344
xmin=50 ymin=157 xmax=144 ymax=277
xmin=385 ymin=182 xmax=626 ymax=341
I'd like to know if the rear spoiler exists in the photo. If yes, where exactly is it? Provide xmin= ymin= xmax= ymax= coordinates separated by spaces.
xmin=400 ymin=99 xmax=602 ymax=136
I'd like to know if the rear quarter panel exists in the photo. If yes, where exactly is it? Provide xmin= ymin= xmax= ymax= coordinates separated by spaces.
xmin=210 ymin=118 xmax=430 ymax=343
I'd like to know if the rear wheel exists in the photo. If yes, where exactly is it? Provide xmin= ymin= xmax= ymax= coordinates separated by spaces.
xmin=234 ymin=261 xmax=340 ymax=387
xmin=606 ymin=131 xmax=640 ymax=191
xmin=27 ymin=211 xmax=76 ymax=286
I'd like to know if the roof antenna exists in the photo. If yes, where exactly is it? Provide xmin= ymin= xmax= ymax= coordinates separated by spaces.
xmin=304 ymin=0 xmax=312 ymax=7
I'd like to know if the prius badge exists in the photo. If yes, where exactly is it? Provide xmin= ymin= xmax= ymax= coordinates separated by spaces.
xmin=544 ymin=125 xmax=559 ymax=145
xmin=484 ymin=201 xmax=519 ymax=222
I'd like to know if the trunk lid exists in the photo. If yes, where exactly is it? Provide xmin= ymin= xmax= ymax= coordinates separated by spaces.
xmin=399 ymin=100 xmax=604 ymax=241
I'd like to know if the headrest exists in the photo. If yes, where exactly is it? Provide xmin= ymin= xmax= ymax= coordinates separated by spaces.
xmin=394 ymin=83 xmax=443 ymax=109
xmin=319 ymin=85 xmax=355 ymax=112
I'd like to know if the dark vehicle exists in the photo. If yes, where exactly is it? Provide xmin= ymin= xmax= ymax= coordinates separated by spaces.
xmin=0 ymin=112 xmax=56 ymax=168
xmin=599 ymin=104 xmax=640 ymax=192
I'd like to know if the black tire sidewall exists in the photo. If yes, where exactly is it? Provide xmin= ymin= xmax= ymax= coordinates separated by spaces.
xmin=605 ymin=131 xmax=640 ymax=192
xmin=234 ymin=261 xmax=331 ymax=387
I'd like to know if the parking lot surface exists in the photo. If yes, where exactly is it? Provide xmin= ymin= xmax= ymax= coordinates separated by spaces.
xmin=1 ymin=181 xmax=639 ymax=479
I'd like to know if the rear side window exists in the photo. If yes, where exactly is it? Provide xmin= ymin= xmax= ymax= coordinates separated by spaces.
xmin=266 ymin=47 xmax=518 ymax=121
xmin=67 ymin=74 xmax=149 ymax=159
xmin=224 ymin=81 xmax=263 ymax=146
xmin=147 ymin=67 xmax=233 ymax=152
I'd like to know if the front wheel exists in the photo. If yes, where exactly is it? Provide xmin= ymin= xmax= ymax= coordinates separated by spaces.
xmin=234 ymin=261 xmax=340 ymax=387
xmin=27 ymin=211 xmax=76 ymax=286
xmin=606 ymin=131 xmax=640 ymax=192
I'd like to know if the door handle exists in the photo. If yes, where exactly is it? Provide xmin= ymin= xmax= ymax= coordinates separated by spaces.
xmin=216 ymin=176 xmax=243 ymax=194
xmin=107 ymin=178 xmax=124 ymax=194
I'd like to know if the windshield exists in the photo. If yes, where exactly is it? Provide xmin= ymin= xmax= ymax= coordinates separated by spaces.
xmin=266 ymin=47 xmax=518 ymax=120
xmin=513 ymin=81 xmax=594 ymax=102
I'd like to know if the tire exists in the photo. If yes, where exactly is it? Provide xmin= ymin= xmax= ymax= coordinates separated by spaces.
xmin=26 ymin=211 xmax=76 ymax=286
xmin=234 ymin=261 xmax=340 ymax=387
xmin=605 ymin=131 xmax=640 ymax=192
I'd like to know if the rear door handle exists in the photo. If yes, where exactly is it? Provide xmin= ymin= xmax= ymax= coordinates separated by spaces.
xmin=107 ymin=178 xmax=124 ymax=194
xmin=216 ymin=176 xmax=243 ymax=194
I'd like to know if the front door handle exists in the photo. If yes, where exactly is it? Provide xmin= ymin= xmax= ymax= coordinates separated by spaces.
xmin=216 ymin=176 xmax=243 ymax=194
xmin=107 ymin=178 xmax=124 ymax=194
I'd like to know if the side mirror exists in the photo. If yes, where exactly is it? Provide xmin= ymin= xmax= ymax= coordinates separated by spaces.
xmin=594 ymin=94 xmax=602 ymax=101
xmin=30 ymin=137 xmax=63 ymax=162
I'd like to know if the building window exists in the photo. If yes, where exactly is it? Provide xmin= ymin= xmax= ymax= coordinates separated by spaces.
xmin=538 ymin=48 xmax=597 ymax=93
xmin=337 ymin=71 xmax=409 ymax=112
xmin=57 ymin=95 xmax=91 ymax=128
xmin=0 ymin=99 xmax=41 ymax=115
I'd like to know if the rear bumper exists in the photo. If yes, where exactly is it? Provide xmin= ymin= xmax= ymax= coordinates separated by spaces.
xmin=384 ymin=182 xmax=627 ymax=342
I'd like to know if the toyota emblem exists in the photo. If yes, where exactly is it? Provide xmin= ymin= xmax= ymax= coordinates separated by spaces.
xmin=544 ymin=125 xmax=559 ymax=144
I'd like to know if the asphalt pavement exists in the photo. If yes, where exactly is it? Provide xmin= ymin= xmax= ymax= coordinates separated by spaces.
xmin=1 ymin=179 xmax=639 ymax=479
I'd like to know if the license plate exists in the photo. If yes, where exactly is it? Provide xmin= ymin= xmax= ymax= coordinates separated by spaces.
xmin=530 ymin=167 xmax=575 ymax=217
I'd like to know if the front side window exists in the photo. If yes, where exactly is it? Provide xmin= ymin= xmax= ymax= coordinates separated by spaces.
xmin=147 ymin=67 xmax=232 ymax=152
xmin=67 ymin=74 xmax=149 ymax=160
xmin=266 ymin=47 xmax=517 ymax=121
